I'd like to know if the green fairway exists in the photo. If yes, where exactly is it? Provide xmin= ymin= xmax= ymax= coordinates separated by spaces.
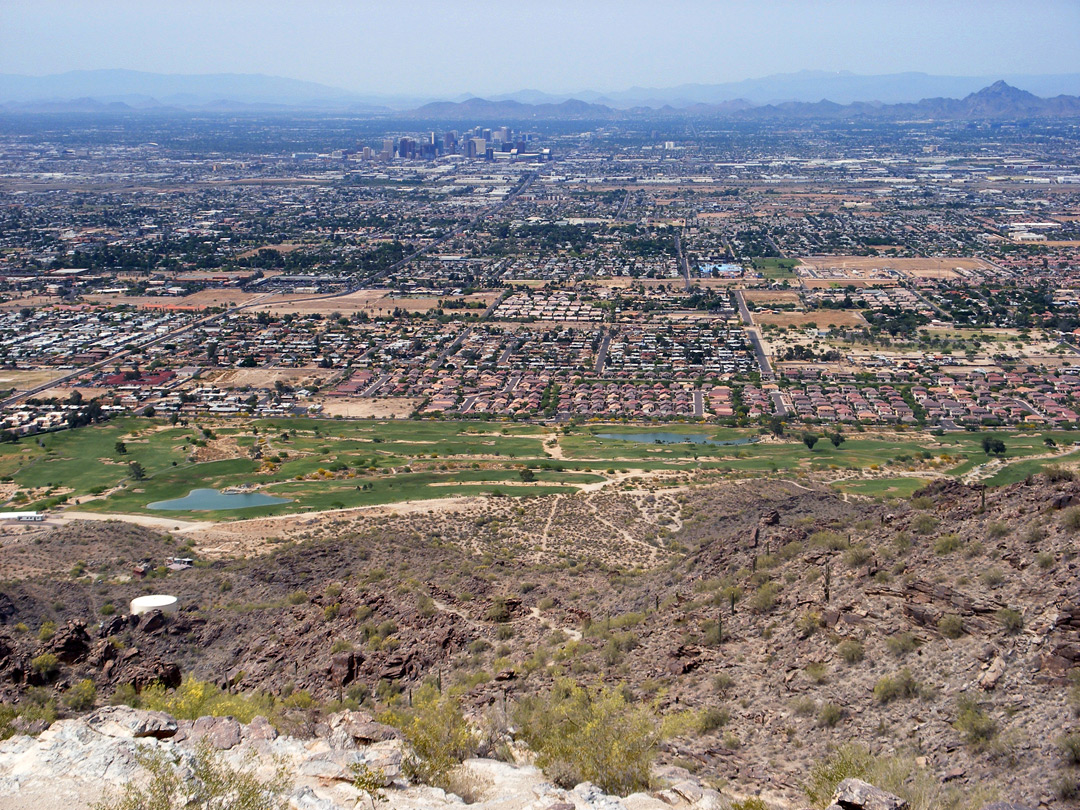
xmin=832 ymin=477 xmax=930 ymax=499
xmin=3 ymin=417 xmax=1077 ymax=518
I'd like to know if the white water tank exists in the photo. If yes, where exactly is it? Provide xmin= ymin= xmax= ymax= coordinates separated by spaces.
xmin=130 ymin=594 xmax=179 ymax=616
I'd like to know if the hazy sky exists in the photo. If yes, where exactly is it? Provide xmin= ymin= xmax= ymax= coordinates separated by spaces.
xmin=3 ymin=0 xmax=1079 ymax=96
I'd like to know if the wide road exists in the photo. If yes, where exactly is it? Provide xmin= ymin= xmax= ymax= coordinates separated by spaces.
xmin=594 ymin=334 xmax=611 ymax=375
xmin=674 ymin=231 xmax=691 ymax=291
xmin=733 ymin=291 xmax=775 ymax=381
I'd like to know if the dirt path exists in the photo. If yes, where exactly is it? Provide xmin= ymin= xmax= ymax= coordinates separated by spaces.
xmin=56 ymin=512 xmax=211 ymax=532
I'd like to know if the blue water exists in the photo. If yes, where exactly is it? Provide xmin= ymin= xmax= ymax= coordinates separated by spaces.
xmin=148 ymin=488 xmax=290 ymax=511
xmin=596 ymin=432 xmax=752 ymax=447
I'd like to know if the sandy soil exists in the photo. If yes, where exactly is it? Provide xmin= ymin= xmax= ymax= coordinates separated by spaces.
xmin=201 ymin=367 xmax=336 ymax=388
xmin=0 ymin=369 xmax=69 ymax=391
xmin=752 ymin=310 xmax=866 ymax=328
xmin=742 ymin=290 xmax=802 ymax=305
xmin=316 ymin=397 xmax=423 ymax=418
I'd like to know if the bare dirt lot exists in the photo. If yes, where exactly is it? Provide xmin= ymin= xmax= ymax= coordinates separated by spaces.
xmin=753 ymin=309 xmax=866 ymax=328
xmin=262 ymin=291 xmax=498 ymax=317
xmin=315 ymin=397 xmax=423 ymax=419
xmin=199 ymin=367 xmax=337 ymax=389
xmin=0 ymin=369 xmax=69 ymax=392
xmin=742 ymin=290 xmax=802 ymax=306
xmin=799 ymin=255 xmax=992 ymax=280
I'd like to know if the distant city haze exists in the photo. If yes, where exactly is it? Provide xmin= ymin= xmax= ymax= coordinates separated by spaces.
xmin=2 ymin=0 xmax=1079 ymax=99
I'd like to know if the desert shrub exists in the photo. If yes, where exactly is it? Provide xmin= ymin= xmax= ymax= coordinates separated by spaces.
xmin=837 ymin=639 xmax=864 ymax=664
xmin=1058 ymin=775 xmax=1080 ymax=801
xmin=805 ymin=662 xmax=828 ymax=684
xmin=933 ymin=534 xmax=962 ymax=555
xmin=37 ymin=621 xmax=56 ymax=642
xmin=1045 ymin=465 xmax=1075 ymax=483
xmin=954 ymin=696 xmax=997 ymax=750
xmin=886 ymin=632 xmax=919 ymax=657
xmin=285 ymin=590 xmax=307 ymax=605
xmin=986 ymin=521 xmax=1009 ymax=539
xmin=911 ymin=514 xmax=939 ymax=535
xmin=996 ymin=608 xmax=1023 ymax=634
xmin=382 ymin=683 xmax=477 ymax=787
xmin=696 ymin=706 xmax=730 ymax=733
xmin=873 ymin=668 xmax=923 ymax=703
xmin=749 ymin=582 xmax=781 ymax=614
xmin=1036 ymin=552 xmax=1055 ymax=569
xmin=713 ymin=672 xmax=734 ymax=693
xmin=818 ymin=702 xmax=844 ymax=728
xmin=730 ymin=800 xmax=769 ymax=810
xmin=1062 ymin=507 xmax=1080 ymax=532
xmin=62 ymin=679 xmax=97 ymax=712
xmin=910 ymin=496 xmax=934 ymax=510
xmin=485 ymin=597 xmax=512 ymax=623
xmin=791 ymin=697 xmax=816 ymax=716
xmin=804 ymin=744 xmax=873 ymax=807
xmin=979 ymin=567 xmax=1006 ymax=588
xmin=93 ymin=741 xmax=290 ymax=810
xmin=1059 ymin=732 xmax=1080 ymax=765
xmin=843 ymin=546 xmax=873 ymax=567
xmin=139 ymin=675 xmax=274 ymax=724
xmin=809 ymin=531 xmax=848 ymax=551
xmin=796 ymin=611 xmax=821 ymax=638
xmin=513 ymin=678 xmax=658 ymax=796
xmin=804 ymin=743 xmax=997 ymax=810
xmin=938 ymin=614 xmax=965 ymax=639
xmin=31 ymin=653 xmax=59 ymax=679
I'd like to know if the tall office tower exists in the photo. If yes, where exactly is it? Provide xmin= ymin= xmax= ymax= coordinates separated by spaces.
xmin=443 ymin=131 xmax=457 ymax=152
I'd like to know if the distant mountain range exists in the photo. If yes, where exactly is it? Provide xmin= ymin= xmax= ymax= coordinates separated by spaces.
xmin=409 ymin=82 xmax=1080 ymax=121
xmin=2 ymin=69 xmax=1080 ymax=120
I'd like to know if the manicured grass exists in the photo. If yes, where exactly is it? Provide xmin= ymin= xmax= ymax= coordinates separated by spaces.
xmin=982 ymin=447 xmax=1080 ymax=487
xmin=832 ymin=477 xmax=930 ymax=498
xmin=752 ymin=257 xmax=798 ymax=279
xmin=4 ymin=416 xmax=1076 ymax=518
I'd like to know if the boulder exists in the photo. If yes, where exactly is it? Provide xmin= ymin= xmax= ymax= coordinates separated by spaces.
xmin=978 ymin=656 xmax=1006 ymax=691
xmin=47 ymin=621 xmax=92 ymax=664
xmin=244 ymin=715 xmax=278 ymax=742
xmin=831 ymin=778 xmax=908 ymax=810
xmin=85 ymin=706 xmax=178 ymax=739
xmin=190 ymin=715 xmax=242 ymax=749
xmin=325 ymin=709 xmax=400 ymax=748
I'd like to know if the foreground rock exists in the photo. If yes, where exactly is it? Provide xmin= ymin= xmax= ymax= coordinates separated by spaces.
xmin=0 ymin=710 xmax=735 ymax=810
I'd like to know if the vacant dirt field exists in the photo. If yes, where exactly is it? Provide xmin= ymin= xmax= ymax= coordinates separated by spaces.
xmin=753 ymin=309 xmax=866 ymax=328
xmin=200 ymin=367 xmax=336 ymax=388
xmin=799 ymin=255 xmax=991 ymax=277
xmin=261 ymin=291 xmax=498 ymax=317
xmin=316 ymin=397 xmax=423 ymax=419
xmin=234 ymin=243 xmax=304 ymax=259
xmin=0 ymin=369 xmax=69 ymax=391
xmin=742 ymin=290 xmax=802 ymax=306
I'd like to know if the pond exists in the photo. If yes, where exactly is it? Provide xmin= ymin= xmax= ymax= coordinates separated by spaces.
xmin=596 ymin=432 xmax=754 ymax=447
xmin=148 ymin=488 xmax=290 ymax=511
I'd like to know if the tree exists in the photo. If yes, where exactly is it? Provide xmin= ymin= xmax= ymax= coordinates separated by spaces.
xmin=830 ymin=431 xmax=844 ymax=448
xmin=803 ymin=433 xmax=819 ymax=451
xmin=115 ymin=441 xmax=127 ymax=455
xmin=981 ymin=436 xmax=1006 ymax=456
xmin=129 ymin=461 xmax=146 ymax=480
xmin=519 ymin=468 xmax=535 ymax=482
